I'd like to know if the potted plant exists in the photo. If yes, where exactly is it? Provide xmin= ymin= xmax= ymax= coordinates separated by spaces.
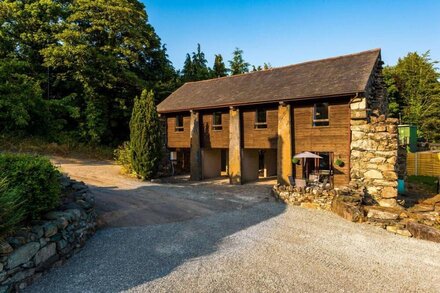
xmin=292 ymin=157 xmax=300 ymax=165
xmin=335 ymin=158 xmax=344 ymax=167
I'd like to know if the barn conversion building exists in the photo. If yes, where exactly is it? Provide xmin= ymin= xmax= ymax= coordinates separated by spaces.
xmin=157 ymin=49 xmax=400 ymax=198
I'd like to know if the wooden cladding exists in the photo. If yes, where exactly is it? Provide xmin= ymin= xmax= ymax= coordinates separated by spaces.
xmin=293 ymin=98 xmax=351 ymax=186
xmin=242 ymin=107 xmax=278 ymax=149
xmin=167 ymin=115 xmax=191 ymax=148
xmin=166 ymin=98 xmax=353 ymax=187
xmin=201 ymin=111 xmax=229 ymax=148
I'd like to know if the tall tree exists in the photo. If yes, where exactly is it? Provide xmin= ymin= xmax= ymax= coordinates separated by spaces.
xmin=181 ymin=44 xmax=211 ymax=82
xmin=384 ymin=51 xmax=440 ymax=142
xmin=129 ymin=89 xmax=162 ymax=179
xmin=42 ymin=0 xmax=175 ymax=143
xmin=229 ymin=48 xmax=250 ymax=75
xmin=192 ymin=43 xmax=210 ymax=80
xmin=0 ymin=0 xmax=176 ymax=144
xmin=212 ymin=54 xmax=228 ymax=77
xmin=181 ymin=53 xmax=194 ymax=82
xmin=0 ymin=0 xmax=76 ymax=138
xmin=383 ymin=66 xmax=401 ymax=118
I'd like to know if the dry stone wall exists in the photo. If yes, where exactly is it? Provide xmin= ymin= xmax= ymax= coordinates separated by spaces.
xmin=349 ymin=59 xmax=406 ymax=208
xmin=350 ymin=115 xmax=405 ymax=207
xmin=0 ymin=177 xmax=96 ymax=292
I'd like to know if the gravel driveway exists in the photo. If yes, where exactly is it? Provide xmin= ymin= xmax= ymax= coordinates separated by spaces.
xmin=25 ymin=158 xmax=440 ymax=292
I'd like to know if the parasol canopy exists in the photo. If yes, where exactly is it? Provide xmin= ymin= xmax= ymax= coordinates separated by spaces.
xmin=294 ymin=152 xmax=322 ymax=159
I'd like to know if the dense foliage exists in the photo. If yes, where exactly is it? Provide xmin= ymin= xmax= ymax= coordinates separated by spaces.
xmin=0 ymin=177 xmax=27 ymax=237
xmin=0 ymin=59 xmax=44 ymax=133
xmin=0 ymin=0 xmax=177 ymax=144
xmin=129 ymin=90 xmax=162 ymax=179
xmin=384 ymin=52 xmax=440 ymax=142
xmin=0 ymin=153 xmax=61 ymax=236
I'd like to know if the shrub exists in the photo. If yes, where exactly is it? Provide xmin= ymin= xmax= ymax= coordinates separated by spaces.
xmin=0 ymin=177 xmax=27 ymax=237
xmin=114 ymin=141 xmax=133 ymax=174
xmin=0 ymin=153 xmax=61 ymax=221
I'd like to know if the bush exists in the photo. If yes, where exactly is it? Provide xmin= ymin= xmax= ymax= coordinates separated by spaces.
xmin=0 ymin=153 xmax=61 ymax=222
xmin=114 ymin=141 xmax=134 ymax=174
xmin=0 ymin=177 xmax=27 ymax=237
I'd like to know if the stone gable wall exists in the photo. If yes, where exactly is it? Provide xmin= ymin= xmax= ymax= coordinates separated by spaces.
xmin=349 ymin=59 xmax=406 ymax=207
xmin=350 ymin=116 xmax=405 ymax=207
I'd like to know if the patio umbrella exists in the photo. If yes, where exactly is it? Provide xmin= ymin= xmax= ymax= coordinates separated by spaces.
xmin=294 ymin=152 xmax=323 ymax=159
xmin=294 ymin=152 xmax=323 ymax=179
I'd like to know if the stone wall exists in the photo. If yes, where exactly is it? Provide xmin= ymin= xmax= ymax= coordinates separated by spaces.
xmin=364 ymin=59 xmax=387 ymax=116
xmin=0 ymin=177 xmax=96 ymax=292
xmin=350 ymin=115 xmax=405 ymax=207
xmin=272 ymin=184 xmax=336 ymax=210
xmin=349 ymin=58 xmax=406 ymax=207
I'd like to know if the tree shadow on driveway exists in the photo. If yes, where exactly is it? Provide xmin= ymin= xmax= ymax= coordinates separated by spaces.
xmin=26 ymin=183 xmax=286 ymax=293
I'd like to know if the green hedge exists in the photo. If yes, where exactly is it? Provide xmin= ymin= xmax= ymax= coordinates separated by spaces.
xmin=0 ymin=177 xmax=27 ymax=237
xmin=0 ymin=153 xmax=61 ymax=236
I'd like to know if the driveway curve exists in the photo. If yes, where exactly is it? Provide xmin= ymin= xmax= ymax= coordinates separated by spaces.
xmin=25 ymin=158 xmax=440 ymax=292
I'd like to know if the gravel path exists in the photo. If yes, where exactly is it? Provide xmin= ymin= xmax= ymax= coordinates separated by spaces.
xmin=24 ymin=158 xmax=440 ymax=292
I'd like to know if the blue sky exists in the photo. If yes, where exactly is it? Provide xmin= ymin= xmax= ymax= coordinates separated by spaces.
xmin=144 ymin=0 xmax=440 ymax=70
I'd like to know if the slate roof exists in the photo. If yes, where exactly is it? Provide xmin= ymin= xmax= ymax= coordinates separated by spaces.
xmin=157 ymin=49 xmax=381 ymax=113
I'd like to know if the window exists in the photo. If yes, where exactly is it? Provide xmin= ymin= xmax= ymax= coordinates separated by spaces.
xmin=313 ymin=102 xmax=329 ymax=126
xmin=212 ymin=112 xmax=222 ymax=130
xmin=318 ymin=152 xmax=331 ymax=170
xmin=255 ymin=109 xmax=267 ymax=129
xmin=175 ymin=115 xmax=184 ymax=132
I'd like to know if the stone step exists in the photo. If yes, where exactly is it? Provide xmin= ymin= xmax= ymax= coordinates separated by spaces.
xmin=408 ymin=204 xmax=435 ymax=213
xmin=419 ymin=194 xmax=440 ymax=205
xmin=365 ymin=206 xmax=401 ymax=220
xmin=407 ymin=221 xmax=440 ymax=243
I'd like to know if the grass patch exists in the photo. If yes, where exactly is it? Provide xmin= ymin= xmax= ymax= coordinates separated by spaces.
xmin=407 ymin=175 xmax=439 ymax=194
xmin=0 ymin=135 xmax=113 ymax=160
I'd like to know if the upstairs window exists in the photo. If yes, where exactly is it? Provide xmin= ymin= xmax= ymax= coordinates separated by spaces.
xmin=313 ymin=102 xmax=329 ymax=126
xmin=255 ymin=109 xmax=267 ymax=129
xmin=175 ymin=115 xmax=184 ymax=132
xmin=212 ymin=112 xmax=223 ymax=130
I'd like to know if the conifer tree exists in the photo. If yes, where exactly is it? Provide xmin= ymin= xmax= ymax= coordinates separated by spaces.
xmin=129 ymin=89 xmax=162 ymax=179
xmin=229 ymin=48 xmax=250 ymax=75
xmin=181 ymin=53 xmax=194 ymax=82
xmin=213 ymin=54 xmax=228 ymax=77
xmin=181 ymin=44 xmax=211 ymax=82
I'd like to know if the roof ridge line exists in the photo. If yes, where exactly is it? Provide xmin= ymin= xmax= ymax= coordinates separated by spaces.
xmin=183 ymin=48 xmax=381 ymax=86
